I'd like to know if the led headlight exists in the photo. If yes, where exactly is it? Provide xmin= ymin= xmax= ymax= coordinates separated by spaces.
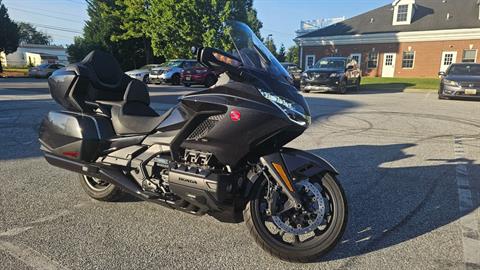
xmin=258 ymin=88 xmax=311 ymax=126
xmin=444 ymin=79 xmax=459 ymax=87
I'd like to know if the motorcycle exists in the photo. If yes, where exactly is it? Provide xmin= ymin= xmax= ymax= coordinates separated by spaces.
xmin=39 ymin=21 xmax=347 ymax=262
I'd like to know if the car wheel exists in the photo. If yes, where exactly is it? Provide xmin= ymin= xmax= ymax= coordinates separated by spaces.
xmin=143 ymin=75 xmax=149 ymax=84
xmin=171 ymin=74 xmax=181 ymax=85
xmin=337 ymin=80 xmax=347 ymax=94
xmin=183 ymin=83 xmax=191 ymax=87
xmin=355 ymin=77 xmax=361 ymax=91
xmin=204 ymin=74 xmax=217 ymax=87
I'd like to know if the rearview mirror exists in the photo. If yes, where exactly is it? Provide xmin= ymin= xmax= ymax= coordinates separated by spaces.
xmin=438 ymin=71 xmax=446 ymax=77
xmin=197 ymin=47 xmax=242 ymax=75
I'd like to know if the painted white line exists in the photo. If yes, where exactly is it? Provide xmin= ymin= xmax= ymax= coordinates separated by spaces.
xmin=0 ymin=240 xmax=70 ymax=270
xmin=453 ymin=137 xmax=480 ymax=269
xmin=28 ymin=210 xmax=71 ymax=225
xmin=0 ymin=227 xmax=33 ymax=237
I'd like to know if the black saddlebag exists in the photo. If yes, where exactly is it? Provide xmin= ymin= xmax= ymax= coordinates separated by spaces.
xmin=39 ymin=111 xmax=115 ymax=162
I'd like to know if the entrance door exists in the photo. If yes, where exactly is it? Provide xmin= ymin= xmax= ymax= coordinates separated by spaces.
xmin=382 ymin=53 xmax=396 ymax=77
xmin=350 ymin=53 xmax=362 ymax=66
xmin=440 ymin=51 xmax=457 ymax=72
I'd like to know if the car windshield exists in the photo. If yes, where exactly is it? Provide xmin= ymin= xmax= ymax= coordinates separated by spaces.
xmin=227 ymin=21 xmax=291 ymax=83
xmin=159 ymin=61 xmax=183 ymax=68
xmin=314 ymin=59 xmax=346 ymax=69
xmin=448 ymin=64 xmax=480 ymax=76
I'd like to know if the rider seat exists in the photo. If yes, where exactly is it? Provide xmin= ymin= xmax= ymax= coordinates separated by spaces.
xmin=110 ymin=79 xmax=167 ymax=135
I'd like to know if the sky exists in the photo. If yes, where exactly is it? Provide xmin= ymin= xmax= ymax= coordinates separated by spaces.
xmin=3 ymin=0 xmax=393 ymax=48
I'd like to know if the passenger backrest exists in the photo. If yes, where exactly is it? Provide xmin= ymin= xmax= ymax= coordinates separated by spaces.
xmin=124 ymin=79 xmax=150 ymax=105
xmin=48 ymin=50 xmax=132 ymax=112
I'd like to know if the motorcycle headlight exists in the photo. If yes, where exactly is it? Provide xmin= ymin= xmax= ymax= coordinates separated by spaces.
xmin=258 ymin=88 xmax=311 ymax=127
xmin=444 ymin=79 xmax=459 ymax=87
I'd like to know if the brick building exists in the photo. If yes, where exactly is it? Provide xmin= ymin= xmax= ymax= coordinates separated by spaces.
xmin=295 ymin=0 xmax=480 ymax=78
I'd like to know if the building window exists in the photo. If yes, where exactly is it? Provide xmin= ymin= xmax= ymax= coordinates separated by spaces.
xmin=462 ymin=50 xmax=477 ymax=63
xmin=402 ymin=51 xmax=415 ymax=68
xmin=397 ymin=5 xmax=409 ymax=22
xmin=306 ymin=55 xmax=315 ymax=69
xmin=367 ymin=52 xmax=379 ymax=68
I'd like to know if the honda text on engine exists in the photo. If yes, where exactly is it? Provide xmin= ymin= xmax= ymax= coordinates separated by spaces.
xmin=39 ymin=21 xmax=347 ymax=262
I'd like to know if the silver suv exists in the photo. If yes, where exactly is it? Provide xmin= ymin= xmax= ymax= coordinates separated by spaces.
xmin=149 ymin=59 xmax=196 ymax=85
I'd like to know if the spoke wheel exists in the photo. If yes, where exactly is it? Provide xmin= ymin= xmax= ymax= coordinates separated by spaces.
xmin=244 ymin=173 xmax=347 ymax=262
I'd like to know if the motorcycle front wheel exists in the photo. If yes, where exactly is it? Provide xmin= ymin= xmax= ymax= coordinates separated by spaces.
xmin=243 ymin=173 xmax=347 ymax=262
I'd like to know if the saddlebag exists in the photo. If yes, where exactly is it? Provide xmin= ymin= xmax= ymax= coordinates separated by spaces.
xmin=38 ymin=111 xmax=115 ymax=162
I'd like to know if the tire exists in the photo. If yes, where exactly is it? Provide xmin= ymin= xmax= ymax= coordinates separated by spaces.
xmin=143 ymin=75 xmax=149 ymax=84
xmin=78 ymin=174 xmax=124 ymax=202
xmin=355 ymin=77 xmax=361 ymax=91
xmin=337 ymin=80 xmax=347 ymax=94
xmin=244 ymin=173 xmax=348 ymax=262
xmin=204 ymin=74 xmax=217 ymax=87
xmin=171 ymin=73 xmax=181 ymax=85
xmin=183 ymin=83 xmax=192 ymax=87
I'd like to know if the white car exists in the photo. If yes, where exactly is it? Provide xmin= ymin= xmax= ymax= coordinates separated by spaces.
xmin=125 ymin=64 xmax=162 ymax=83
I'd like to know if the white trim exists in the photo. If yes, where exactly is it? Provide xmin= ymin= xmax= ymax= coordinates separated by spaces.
xmin=305 ymin=55 xmax=315 ymax=69
xmin=382 ymin=53 xmax=397 ymax=77
xmin=440 ymin=51 xmax=458 ymax=72
xmin=295 ymin=28 xmax=480 ymax=46
xmin=350 ymin=53 xmax=362 ymax=66
xmin=393 ymin=4 xmax=413 ymax=26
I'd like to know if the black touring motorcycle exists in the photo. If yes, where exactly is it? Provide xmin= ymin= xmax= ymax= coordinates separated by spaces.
xmin=39 ymin=21 xmax=347 ymax=262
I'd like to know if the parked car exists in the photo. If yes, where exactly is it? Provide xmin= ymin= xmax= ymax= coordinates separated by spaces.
xmin=438 ymin=63 xmax=480 ymax=100
xmin=28 ymin=63 xmax=65 ymax=78
xmin=125 ymin=64 xmax=163 ymax=83
xmin=300 ymin=57 xmax=361 ymax=94
xmin=181 ymin=62 xmax=218 ymax=87
xmin=149 ymin=59 xmax=196 ymax=85
xmin=281 ymin=62 xmax=302 ymax=88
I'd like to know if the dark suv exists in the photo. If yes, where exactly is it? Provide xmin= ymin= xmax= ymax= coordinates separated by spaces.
xmin=300 ymin=57 xmax=361 ymax=94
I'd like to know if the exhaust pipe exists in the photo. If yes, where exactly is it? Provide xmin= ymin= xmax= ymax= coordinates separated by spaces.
xmin=44 ymin=153 xmax=151 ymax=200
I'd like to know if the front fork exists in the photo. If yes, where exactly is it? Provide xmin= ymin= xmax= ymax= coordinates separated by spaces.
xmin=259 ymin=152 xmax=303 ymax=213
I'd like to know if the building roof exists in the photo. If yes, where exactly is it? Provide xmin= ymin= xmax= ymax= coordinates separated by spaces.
xmin=298 ymin=0 xmax=480 ymax=38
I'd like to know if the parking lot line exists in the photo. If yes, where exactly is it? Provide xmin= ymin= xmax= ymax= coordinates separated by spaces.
xmin=0 ymin=241 xmax=70 ymax=270
xmin=453 ymin=137 xmax=480 ymax=269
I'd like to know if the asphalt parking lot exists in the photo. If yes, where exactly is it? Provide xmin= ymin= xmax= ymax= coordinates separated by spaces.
xmin=0 ymin=78 xmax=479 ymax=270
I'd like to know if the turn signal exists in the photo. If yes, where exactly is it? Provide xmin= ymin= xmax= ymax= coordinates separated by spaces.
xmin=272 ymin=162 xmax=294 ymax=192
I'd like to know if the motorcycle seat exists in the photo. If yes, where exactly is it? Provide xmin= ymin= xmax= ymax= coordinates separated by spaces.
xmin=110 ymin=79 xmax=168 ymax=135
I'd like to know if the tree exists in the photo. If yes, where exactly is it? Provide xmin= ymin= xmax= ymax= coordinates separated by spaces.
xmin=67 ymin=0 xmax=157 ymax=70
xmin=17 ymin=22 xmax=51 ymax=45
xmin=277 ymin=43 xmax=286 ymax=62
xmin=286 ymin=45 xmax=299 ymax=65
xmin=146 ymin=0 xmax=263 ymax=59
xmin=0 ymin=0 xmax=19 ymax=72
xmin=264 ymin=35 xmax=277 ymax=58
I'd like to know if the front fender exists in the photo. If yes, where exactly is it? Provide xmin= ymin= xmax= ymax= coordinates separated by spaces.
xmin=244 ymin=147 xmax=338 ymax=200
xmin=279 ymin=147 xmax=339 ymax=177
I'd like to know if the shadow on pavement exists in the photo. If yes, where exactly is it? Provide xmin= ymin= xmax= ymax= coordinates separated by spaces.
xmin=309 ymin=143 xmax=478 ymax=262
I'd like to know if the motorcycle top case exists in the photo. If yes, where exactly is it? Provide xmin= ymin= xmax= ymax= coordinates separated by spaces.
xmin=39 ymin=111 xmax=115 ymax=162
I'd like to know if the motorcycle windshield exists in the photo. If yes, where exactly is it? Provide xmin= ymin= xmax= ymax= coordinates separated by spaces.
xmin=228 ymin=21 xmax=292 ymax=84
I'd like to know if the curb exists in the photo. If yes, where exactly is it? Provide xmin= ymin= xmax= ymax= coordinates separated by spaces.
xmin=361 ymin=87 xmax=437 ymax=93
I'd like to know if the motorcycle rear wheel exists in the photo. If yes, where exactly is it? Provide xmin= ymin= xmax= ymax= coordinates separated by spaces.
xmin=78 ymin=174 xmax=124 ymax=202
xmin=243 ymin=173 xmax=347 ymax=262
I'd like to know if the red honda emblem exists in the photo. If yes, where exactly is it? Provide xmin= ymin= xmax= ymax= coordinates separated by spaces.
xmin=229 ymin=109 xmax=241 ymax=122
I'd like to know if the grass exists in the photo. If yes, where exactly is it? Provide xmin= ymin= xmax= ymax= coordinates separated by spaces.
xmin=361 ymin=77 xmax=440 ymax=90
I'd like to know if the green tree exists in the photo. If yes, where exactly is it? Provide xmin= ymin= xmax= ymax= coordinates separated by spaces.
xmin=17 ymin=22 xmax=51 ymax=45
xmin=67 ymin=0 xmax=156 ymax=70
xmin=146 ymin=0 xmax=263 ymax=59
xmin=286 ymin=45 xmax=299 ymax=65
xmin=0 ymin=0 xmax=19 ymax=72
xmin=277 ymin=43 xmax=286 ymax=62
xmin=264 ymin=35 xmax=277 ymax=58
